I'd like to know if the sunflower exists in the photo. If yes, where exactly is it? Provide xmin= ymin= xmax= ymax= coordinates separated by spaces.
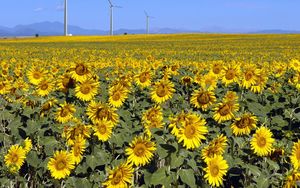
xmin=151 ymin=79 xmax=175 ymax=104
xmin=58 ymin=73 xmax=75 ymax=92
xmin=0 ymin=80 xmax=10 ymax=95
xmin=250 ymin=126 xmax=275 ymax=157
xmin=290 ymin=72 xmax=300 ymax=91
xmin=70 ymin=63 xmax=91 ymax=82
xmin=202 ymin=134 xmax=228 ymax=163
xmin=36 ymin=79 xmax=55 ymax=97
xmin=102 ymin=161 xmax=134 ymax=188
xmin=135 ymin=70 xmax=152 ymax=88
xmin=200 ymin=72 xmax=218 ymax=91
xmin=213 ymin=101 xmax=239 ymax=123
xmin=75 ymin=79 xmax=99 ymax=101
xmin=4 ymin=145 xmax=26 ymax=173
xmin=290 ymin=59 xmax=300 ymax=72
xmin=86 ymin=101 xmax=119 ymax=125
xmin=176 ymin=113 xmax=208 ymax=150
xmin=23 ymin=138 xmax=32 ymax=154
xmin=108 ymin=84 xmax=129 ymax=108
xmin=168 ymin=111 xmax=190 ymax=136
xmin=92 ymin=119 xmax=114 ymax=142
xmin=204 ymin=155 xmax=229 ymax=187
xmin=142 ymin=106 xmax=164 ymax=136
xmin=250 ymin=70 xmax=268 ymax=93
xmin=62 ymin=122 xmax=91 ymax=146
xmin=221 ymin=64 xmax=240 ymax=86
xmin=210 ymin=60 xmax=224 ymax=77
xmin=290 ymin=140 xmax=300 ymax=170
xmin=40 ymin=98 xmax=58 ymax=117
xmin=223 ymin=91 xmax=238 ymax=103
xmin=239 ymin=64 xmax=257 ymax=89
xmin=231 ymin=113 xmax=257 ymax=136
xmin=55 ymin=102 xmax=76 ymax=123
xmin=190 ymin=89 xmax=216 ymax=111
xmin=125 ymin=136 xmax=156 ymax=166
xmin=283 ymin=171 xmax=300 ymax=188
xmin=181 ymin=76 xmax=193 ymax=86
xmin=27 ymin=66 xmax=47 ymax=85
xmin=71 ymin=136 xmax=86 ymax=164
xmin=47 ymin=150 xmax=75 ymax=180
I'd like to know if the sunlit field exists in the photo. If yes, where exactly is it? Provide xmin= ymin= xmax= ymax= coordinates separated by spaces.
xmin=1 ymin=34 xmax=300 ymax=187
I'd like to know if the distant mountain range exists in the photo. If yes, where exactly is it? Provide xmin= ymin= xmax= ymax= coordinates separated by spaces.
xmin=0 ymin=21 xmax=299 ymax=37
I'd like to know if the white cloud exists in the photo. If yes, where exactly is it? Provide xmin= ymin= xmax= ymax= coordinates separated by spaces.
xmin=34 ymin=7 xmax=45 ymax=12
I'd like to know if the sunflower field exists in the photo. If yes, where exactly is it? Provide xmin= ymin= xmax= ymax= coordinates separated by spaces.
xmin=0 ymin=34 xmax=300 ymax=187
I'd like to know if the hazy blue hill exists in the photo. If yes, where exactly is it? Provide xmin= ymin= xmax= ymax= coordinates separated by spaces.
xmin=0 ymin=21 xmax=299 ymax=37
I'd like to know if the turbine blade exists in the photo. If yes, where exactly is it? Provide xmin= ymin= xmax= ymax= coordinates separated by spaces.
xmin=108 ymin=0 xmax=113 ymax=6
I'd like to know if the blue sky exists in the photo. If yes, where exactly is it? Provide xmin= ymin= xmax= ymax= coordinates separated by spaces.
xmin=1 ymin=0 xmax=299 ymax=31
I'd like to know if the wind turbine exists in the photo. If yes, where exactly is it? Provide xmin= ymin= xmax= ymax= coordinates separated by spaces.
xmin=144 ymin=11 xmax=154 ymax=34
xmin=64 ymin=0 xmax=68 ymax=36
xmin=108 ymin=0 xmax=122 ymax=36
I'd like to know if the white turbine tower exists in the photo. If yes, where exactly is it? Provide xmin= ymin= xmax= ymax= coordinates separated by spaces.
xmin=108 ymin=0 xmax=122 ymax=36
xmin=64 ymin=0 xmax=68 ymax=36
xmin=144 ymin=11 xmax=154 ymax=34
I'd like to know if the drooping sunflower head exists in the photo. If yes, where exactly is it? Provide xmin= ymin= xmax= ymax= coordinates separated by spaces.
xmin=181 ymin=76 xmax=193 ymax=85
xmin=250 ymin=70 xmax=268 ymax=93
xmin=213 ymin=101 xmax=239 ymax=123
xmin=86 ymin=101 xmax=119 ymax=125
xmin=190 ymin=89 xmax=216 ymax=111
xmin=58 ymin=73 xmax=76 ymax=92
xmin=290 ymin=140 xmax=300 ymax=170
xmin=62 ymin=122 xmax=91 ymax=146
xmin=75 ymin=79 xmax=99 ymax=101
xmin=250 ymin=126 xmax=275 ymax=157
xmin=23 ymin=138 xmax=32 ymax=154
xmin=47 ymin=150 xmax=75 ymax=180
xmin=71 ymin=136 xmax=86 ymax=165
xmin=4 ymin=145 xmax=26 ymax=173
xmin=92 ymin=118 xmax=114 ymax=142
xmin=103 ymin=161 xmax=134 ymax=188
xmin=283 ymin=170 xmax=300 ymax=188
xmin=142 ymin=105 xmax=163 ymax=124
xmin=231 ymin=113 xmax=257 ymax=136
xmin=202 ymin=134 xmax=228 ymax=162
xmin=204 ymin=155 xmax=229 ymax=187
xmin=151 ymin=79 xmax=175 ymax=104
xmin=125 ymin=136 xmax=156 ymax=166
xmin=176 ymin=113 xmax=208 ymax=150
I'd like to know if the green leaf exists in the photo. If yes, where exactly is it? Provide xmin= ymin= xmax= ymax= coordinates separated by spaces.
xmin=246 ymin=164 xmax=261 ymax=176
xmin=179 ymin=169 xmax=196 ymax=188
xmin=150 ymin=167 xmax=167 ymax=186
xmin=266 ymin=159 xmax=279 ymax=171
xmin=86 ymin=155 xmax=98 ymax=171
xmin=26 ymin=151 xmax=40 ymax=168
xmin=255 ymin=175 xmax=269 ymax=188
xmin=170 ymin=153 xmax=184 ymax=168
xmin=271 ymin=116 xmax=288 ymax=127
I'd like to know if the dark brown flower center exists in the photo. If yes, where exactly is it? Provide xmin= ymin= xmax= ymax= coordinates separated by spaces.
xmin=197 ymin=92 xmax=210 ymax=104
xmin=156 ymin=84 xmax=168 ymax=97
xmin=75 ymin=64 xmax=87 ymax=76
xmin=80 ymin=84 xmax=91 ymax=94
xmin=184 ymin=124 xmax=196 ymax=139
xmin=55 ymin=159 xmax=67 ymax=171
xmin=210 ymin=164 xmax=219 ymax=177
xmin=257 ymin=136 xmax=267 ymax=147
xmin=219 ymin=104 xmax=231 ymax=116
xmin=225 ymin=69 xmax=235 ymax=80
xmin=134 ymin=143 xmax=146 ymax=157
